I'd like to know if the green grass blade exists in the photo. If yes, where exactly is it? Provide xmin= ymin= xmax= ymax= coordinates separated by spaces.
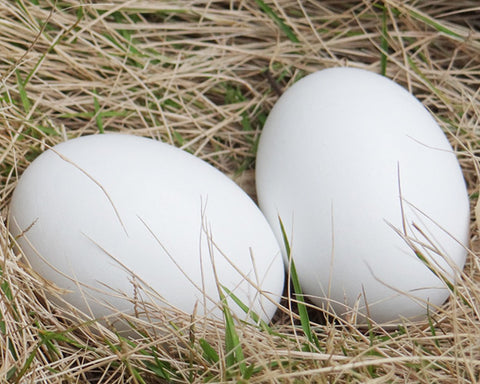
xmin=138 ymin=345 xmax=175 ymax=380
xmin=58 ymin=110 xmax=129 ymax=119
xmin=243 ymin=362 xmax=256 ymax=380
xmin=39 ymin=329 xmax=96 ymax=352
xmin=221 ymin=284 xmax=291 ymax=341
xmin=38 ymin=332 xmax=61 ymax=359
xmin=144 ymin=361 xmax=172 ymax=380
xmin=6 ymin=366 xmax=16 ymax=381
xmin=172 ymin=129 xmax=185 ymax=146
xmin=380 ymin=6 xmax=389 ymax=76
xmin=129 ymin=365 xmax=147 ymax=384
xmin=407 ymin=57 xmax=452 ymax=108
xmin=219 ymin=287 xmax=246 ymax=376
xmin=15 ymin=70 xmax=31 ymax=114
xmin=13 ymin=345 xmax=39 ymax=384
xmin=278 ymin=216 xmax=318 ymax=351
xmin=199 ymin=338 xmax=220 ymax=364
xmin=92 ymin=89 xmax=105 ymax=133
xmin=1 ymin=279 xmax=13 ymax=301
xmin=408 ymin=9 xmax=463 ymax=40
xmin=221 ymin=286 xmax=261 ymax=326
xmin=254 ymin=0 xmax=299 ymax=43
xmin=413 ymin=249 xmax=471 ymax=308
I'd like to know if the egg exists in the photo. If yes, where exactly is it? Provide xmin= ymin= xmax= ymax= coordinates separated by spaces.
xmin=256 ymin=67 xmax=469 ymax=325
xmin=9 ymin=134 xmax=285 ymax=331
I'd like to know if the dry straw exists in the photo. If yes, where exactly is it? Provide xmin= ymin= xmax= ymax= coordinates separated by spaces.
xmin=0 ymin=0 xmax=479 ymax=383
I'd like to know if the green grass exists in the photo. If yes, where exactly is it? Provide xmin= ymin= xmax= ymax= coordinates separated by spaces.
xmin=92 ymin=89 xmax=105 ymax=134
xmin=279 ymin=217 xmax=320 ymax=353
xmin=219 ymin=286 xmax=247 ymax=378
xmin=12 ymin=325 xmax=95 ymax=383
xmin=413 ymin=248 xmax=471 ymax=308
xmin=15 ymin=70 xmax=31 ymax=114
xmin=380 ymin=5 xmax=389 ymax=76
xmin=254 ymin=0 xmax=299 ymax=43
xmin=407 ymin=9 xmax=463 ymax=40
xmin=407 ymin=57 xmax=452 ymax=107
xmin=199 ymin=338 xmax=219 ymax=364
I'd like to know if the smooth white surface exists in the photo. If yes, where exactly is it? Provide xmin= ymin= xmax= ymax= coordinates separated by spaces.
xmin=10 ymin=134 xmax=284 ymax=328
xmin=256 ymin=67 xmax=469 ymax=324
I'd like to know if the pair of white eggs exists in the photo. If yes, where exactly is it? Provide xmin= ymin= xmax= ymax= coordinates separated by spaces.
xmin=9 ymin=68 xmax=469 ymax=331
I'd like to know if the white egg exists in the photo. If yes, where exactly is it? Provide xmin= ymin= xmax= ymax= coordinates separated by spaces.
xmin=9 ymin=134 xmax=284 ymax=330
xmin=256 ymin=67 xmax=469 ymax=325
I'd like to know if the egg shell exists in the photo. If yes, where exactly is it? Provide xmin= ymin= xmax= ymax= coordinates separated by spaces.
xmin=9 ymin=134 xmax=285 ymax=329
xmin=255 ymin=67 xmax=469 ymax=325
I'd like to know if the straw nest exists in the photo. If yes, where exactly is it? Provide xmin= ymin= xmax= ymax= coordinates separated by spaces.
xmin=1 ymin=1 xmax=479 ymax=383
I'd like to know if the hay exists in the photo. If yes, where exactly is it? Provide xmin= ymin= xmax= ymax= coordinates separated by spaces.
xmin=0 ymin=0 xmax=479 ymax=382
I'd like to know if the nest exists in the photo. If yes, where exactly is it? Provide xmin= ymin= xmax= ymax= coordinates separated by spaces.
xmin=0 ymin=1 xmax=479 ymax=383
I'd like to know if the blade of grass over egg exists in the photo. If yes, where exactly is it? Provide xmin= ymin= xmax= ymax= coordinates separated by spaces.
xmin=219 ymin=286 xmax=246 ymax=376
xmin=413 ymin=249 xmax=470 ymax=308
xmin=278 ymin=216 xmax=319 ymax=351
xmin=221 ymin=285 xmax=276 ymax=335
xmin=222 ymin=285 xmax=307 ymax=351
xmin=254 ymin=0 xmax=299 ymax=43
